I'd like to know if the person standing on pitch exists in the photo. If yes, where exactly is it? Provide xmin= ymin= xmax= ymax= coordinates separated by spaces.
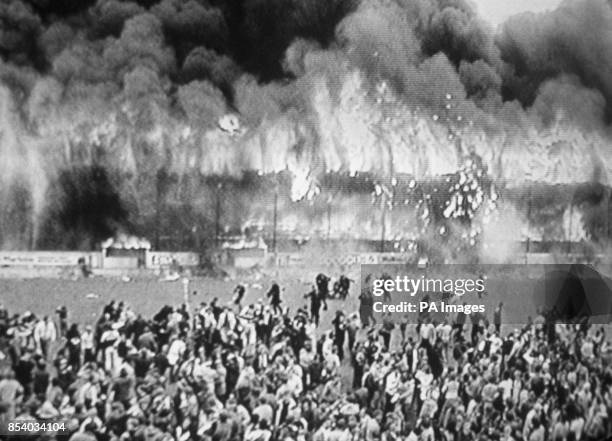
xmin=267 ymin=282 xmax=283 ymax=315
xmin=494 ymin=302 xmax=503 ymax=334
xmin=331 ymin=311 xmax=347 ymax=362
xmin=304 ymin=285 xmax=323 ymax=326
xmin=359 ymin=275 xmax=376 ymax=327
xmin=233 ymin=284 xmax=246 ymax=309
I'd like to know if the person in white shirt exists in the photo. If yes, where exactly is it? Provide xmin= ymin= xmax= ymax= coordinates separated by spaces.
xmin=33 ymin=316 xmax=56 ymax=358
xmin=322 ymin=331 xmax=335 ymax=361
xmin=442 ymin=372 xmax=460 ymax=407
xmin=239 ymin=305 xmax=257 ymax=348
xmin=384 ymin=367 xmax=401 ymax=411
xmin=415 ymin=364 xmax=434 ymax=405
xmin=81 ymin=325 xmax=95 ymax=363
xmin=299 ymin=340 xmax=316 ymax=388
xmin=324 ymin=346 xmax=341 ymax=378
xmin=199 ymin=305 xmax=217 ymax=330
xmin=436 ymin=319 xmax=453 ymax=362
xmin=100 ymin=325 xmax=120 ymax=375
xmin=499 ymin=370 xmax=514 ymax=402
xmin=420 ymin=319 xmax=436 ymax=346
xmin=489 ymin=332 xmax=503 ymax=355
xmin=75 ymin=374 xmax=99 ymax=407
xmin=420 ymin=418 xmax=435 ymax=441
xmin=167 ymin=335 xmax=187 ymax=374
xmin=217 ymin=306 xmax=237 ymax=331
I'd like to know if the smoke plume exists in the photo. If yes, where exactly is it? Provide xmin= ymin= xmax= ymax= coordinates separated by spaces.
xmin=0 ymin=0 xmax=611 ymax=250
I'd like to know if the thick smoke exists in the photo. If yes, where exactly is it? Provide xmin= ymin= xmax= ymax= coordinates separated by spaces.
xmin=0 ymin=0 xmax=611 ymax=250
xmin=497 ymin=0 xmax=612 ymax=118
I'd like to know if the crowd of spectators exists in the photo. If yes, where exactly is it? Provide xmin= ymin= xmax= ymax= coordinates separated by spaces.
xmin=0 ymin=276 xmax=610 ymax=441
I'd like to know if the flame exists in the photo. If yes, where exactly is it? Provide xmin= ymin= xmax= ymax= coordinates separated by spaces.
xmin=290 ymin=168 xmax=320 ymax=202
xmin=562 ymin=206 xmax=589 ymax=242
xmin=102 ymin=234 xmax=151 ymax=250
xmin=1 ymin=44 xmax=611 ymax=250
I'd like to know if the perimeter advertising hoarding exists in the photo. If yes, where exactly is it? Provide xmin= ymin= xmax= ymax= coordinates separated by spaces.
xmin=0 ymin=252 xmax=100 ymax=267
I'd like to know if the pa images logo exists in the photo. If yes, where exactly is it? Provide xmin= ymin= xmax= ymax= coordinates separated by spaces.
xmin=542 ymin=264 xmax=612 ymax=324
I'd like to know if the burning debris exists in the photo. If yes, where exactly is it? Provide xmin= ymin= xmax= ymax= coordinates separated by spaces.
xmin=442 ymin=156 xmax=492 ymax=222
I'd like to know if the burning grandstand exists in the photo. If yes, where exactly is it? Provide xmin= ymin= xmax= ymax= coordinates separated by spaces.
xmin=0 ymin=0 xmax=610 ymax=264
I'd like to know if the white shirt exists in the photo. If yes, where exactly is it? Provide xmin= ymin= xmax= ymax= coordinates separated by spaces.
xmin=322 ymin=337 xmax=334 ymax=360
xmin=34 ymin=320 xmax=56 ymax=342
xmin=437 ymin=323 xmax=452 ymax=343
xmin=415 ymin=370 xmax=433 ymax=400
xmin=82 ymin=331 xmax=94 ymax=350
xmin=199 ymin=310 xmax=217 ymax=329
xmin=420 ymin=323 xmax=435 ymax=343
xmin=489 ymin=335 xmax=503 ymax=354
xmin=499 ymin=378 xmax=513 ymax=400
xmin=217 ymin=311 xmax=237 ymax=330
xmin=168 ymin=339 xmax=186 ymax=366
xmin=443 ymin=380 xmax=459 ymax=400
xmin=385 ymin=370 xmax=401 ymax=396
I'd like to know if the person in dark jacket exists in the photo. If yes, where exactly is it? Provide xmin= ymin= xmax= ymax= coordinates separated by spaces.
xmin=267 ymin=283 xmax=282 ymax=315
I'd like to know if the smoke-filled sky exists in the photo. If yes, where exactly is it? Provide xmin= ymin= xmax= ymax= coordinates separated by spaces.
xmin=0 ymin=0 xmax=612 ymax=249
xmin=472 ymin=0 xmax=563 ymax=26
